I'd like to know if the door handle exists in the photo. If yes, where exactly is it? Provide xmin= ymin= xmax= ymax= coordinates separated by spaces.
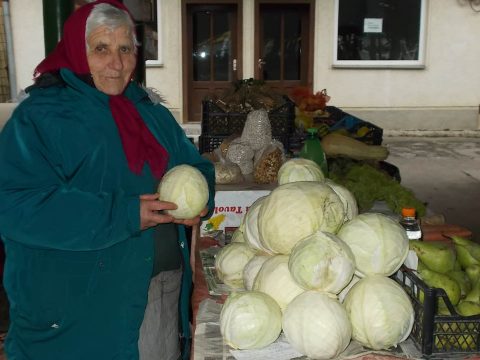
xmin=232 ymin=58 xmax=237 ymax=72
xmin=258 ymin=58 xmax=266 ymax=69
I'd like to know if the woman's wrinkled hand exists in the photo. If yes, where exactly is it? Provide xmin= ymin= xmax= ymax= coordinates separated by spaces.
xmin=139 ymin=193 xmax=177 ymax=230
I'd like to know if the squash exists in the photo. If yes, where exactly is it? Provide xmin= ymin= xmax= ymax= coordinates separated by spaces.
xmin=321 ymin=133 xmax=389 ymax=161
xmin=421 ymin=223 xmax=473 ymax=242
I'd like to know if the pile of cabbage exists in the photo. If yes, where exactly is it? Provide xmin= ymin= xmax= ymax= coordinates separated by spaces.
xmin=215 ymin=158 xmax=414 ymax=359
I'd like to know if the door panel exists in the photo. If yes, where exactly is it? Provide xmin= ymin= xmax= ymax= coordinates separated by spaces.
xmin=186 ymin=4 xmax=240 ymax=122
xmin=256 ymin=3 xmax=312 ymax=95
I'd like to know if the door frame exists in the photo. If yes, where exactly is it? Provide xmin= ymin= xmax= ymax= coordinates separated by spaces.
xmin=181 ymin=0 xmax=243 ymax=122
xmin=254 ymin=0 xmax=315 ymax=91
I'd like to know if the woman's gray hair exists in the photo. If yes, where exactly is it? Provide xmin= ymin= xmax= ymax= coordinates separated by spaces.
xmin=86 ymin=3 xmax=139 ymax=52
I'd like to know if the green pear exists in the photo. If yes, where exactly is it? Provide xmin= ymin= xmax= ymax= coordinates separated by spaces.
xmin=419 ymin=267 xmax=461 ymax=306
xmin=448 ymin=270 xmax=472 ymax=298
xmin=451 ymin=235 xmax=480 ymax=269
xmin=417 ymin=260 xmax=427 ymax=272
xmin=456 ymin=300 xmax=480 ymax=316
xmin=454 ymin=244 xmax=480 ymax=269
xmin=464 ymin=278 xmax=480 ymax=303
xmin=410 ymin=240 xmax=456 ymax=274
xmin=465 ymin=264 xmax=480 ymax=284
xmin=454 ymin=259 xmax=462 ymax=271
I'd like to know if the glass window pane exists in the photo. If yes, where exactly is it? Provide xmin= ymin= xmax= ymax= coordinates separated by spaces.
xmin=213 ymin=13 xmax=231 ymax=81
xmin=284 ymin=12 xmax=301 ymax=80
xmin=262 ymin=12 xmax=281 ymax=80
xmin=193 ymin=12 xmax=211 ymax=81
xmin=337 ymin=0 xmax=422 ymax=61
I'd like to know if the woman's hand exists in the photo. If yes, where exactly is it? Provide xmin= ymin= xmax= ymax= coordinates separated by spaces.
xmin=139 ymin=194 xmax=176 ymax=230
xmin=172 ymin=207 xmax=209 ymax=227
xmin=140 ymin=195 xmax=209 ymax=230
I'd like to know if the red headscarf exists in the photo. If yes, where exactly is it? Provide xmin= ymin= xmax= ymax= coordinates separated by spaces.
xmin=34 ymin=0 xmax=169 ymax=179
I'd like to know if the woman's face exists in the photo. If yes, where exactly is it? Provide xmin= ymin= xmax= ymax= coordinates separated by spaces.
xmin=86 ymin=25 xmax=137 ymax=96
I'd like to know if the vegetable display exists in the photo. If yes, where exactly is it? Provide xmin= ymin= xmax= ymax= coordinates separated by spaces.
xmin=210 ymin=159 xmax=419 ymax=359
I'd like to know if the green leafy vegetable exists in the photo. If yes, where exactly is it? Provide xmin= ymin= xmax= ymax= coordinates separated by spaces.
xmin=328 ymin=159 xmax=426 ymax=217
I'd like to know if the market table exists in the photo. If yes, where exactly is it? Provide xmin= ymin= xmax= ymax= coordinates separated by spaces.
xmin=190 ymin=237 xmax=428 ymax=360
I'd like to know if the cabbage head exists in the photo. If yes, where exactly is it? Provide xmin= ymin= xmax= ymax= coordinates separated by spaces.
xmin=283 ymin=291 xmax=352 ymax=359
xmin=243 ymin=196 xmax=273 ymax=254
xmin=253 ymin=255 xmax=304 ymax=311
xmin=325 ymin=179 xmax=358 ymax=222
xmin=338 ymin=274 xmax=361 ymax=303
xmin=243 ymin=255 xmax=270 ymax=291
xmin=258 ymin=181 xmax=345 ymax=254
xmin=337 ymin=213 xmax=409 ymax=277
xmin=220 ymin=291 xmax=282 ymax=349
xmin=288 ymin=231 xmax=355 ymax=294
xmin=215 ymin=243 xmax=256 ymax=290
xmin=344 ymin=275 xmax=414 ymax=350
xmin=277 ymin=158 xmax=325 ymax=185
xmin=157 ymin=164 xmax=209 ymax=219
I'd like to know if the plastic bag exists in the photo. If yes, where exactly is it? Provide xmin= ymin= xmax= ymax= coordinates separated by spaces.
xmin=226 ymin=138 xmax=255 ymax=175
xmin=214 ymin=162 xmax=244 ymax=184
xmin=253 ymin=140 xmax=285 ymax=184
xmin=240 ymin=109 xmax=272 ymax=151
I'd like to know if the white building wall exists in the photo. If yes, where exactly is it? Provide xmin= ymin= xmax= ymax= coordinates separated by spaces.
xmin=8 ymin=0 xmax=480 ymax=130
xmin=9 ymin=0 xmax=45 ymax=94
xmin=313 ymin=0 xmax=480 ymax=130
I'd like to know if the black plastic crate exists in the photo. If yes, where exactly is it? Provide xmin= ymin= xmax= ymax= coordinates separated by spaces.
xmin=198 ymin=134 xmax=291 ymax=155
xmin=313 ymin=106 xmax=383 ymax=145
xmin=201 ymin=97 xmax=295 ymax=137
xmin=395 ymin=266 xmax=480 ymax=356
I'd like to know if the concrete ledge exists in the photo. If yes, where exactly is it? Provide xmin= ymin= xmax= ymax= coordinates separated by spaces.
xmin=384 ymin=129 xmax=480 ymax=138
xmin=343 ymin=107 xmax=479 ymax=131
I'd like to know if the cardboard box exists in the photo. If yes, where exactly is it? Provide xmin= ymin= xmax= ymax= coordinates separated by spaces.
xmin=201 ymin=183 xmax=275 ymax=236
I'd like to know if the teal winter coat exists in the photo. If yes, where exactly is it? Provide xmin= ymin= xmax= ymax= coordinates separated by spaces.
xmin=0 ymin=69 xmax=215 ymax=360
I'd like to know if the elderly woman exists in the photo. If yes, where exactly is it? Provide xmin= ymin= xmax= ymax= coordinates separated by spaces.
xmin=0 ymin=1 xmax=214 ymax=360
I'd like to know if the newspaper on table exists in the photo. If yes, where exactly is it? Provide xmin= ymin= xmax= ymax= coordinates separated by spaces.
xmin=193 ymin=298 xmax=424 ymax=360
xmin=199 ymin=247 xmax=232 ymax=296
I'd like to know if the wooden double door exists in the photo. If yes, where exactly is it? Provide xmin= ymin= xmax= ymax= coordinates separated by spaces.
xmin=183 ymin=1 xmax=314 ymax=122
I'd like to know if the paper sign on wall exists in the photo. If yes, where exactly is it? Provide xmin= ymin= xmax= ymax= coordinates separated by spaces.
xmin=364 ymin=18 xmax=383 ymax=33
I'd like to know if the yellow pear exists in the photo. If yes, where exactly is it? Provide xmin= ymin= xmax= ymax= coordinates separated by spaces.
xmin=410 ymin=240 xmax=456 ymax=274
